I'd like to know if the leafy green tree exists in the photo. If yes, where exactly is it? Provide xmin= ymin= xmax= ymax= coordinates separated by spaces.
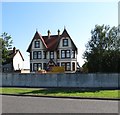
xmin=0 ymin=32 xmax=13 ymax=63
xmin=83 ymin=24 xmax=120 ymax=73
xmin=81 ymin=62 xmax=88 ymax=73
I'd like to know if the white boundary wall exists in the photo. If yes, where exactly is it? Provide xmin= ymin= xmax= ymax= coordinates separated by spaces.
xmin=1 ymin=73 xmax=120 ymax=88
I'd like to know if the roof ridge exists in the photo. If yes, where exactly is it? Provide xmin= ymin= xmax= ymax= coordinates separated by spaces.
xmin=42 ymin=34 xmax=61 ymax=37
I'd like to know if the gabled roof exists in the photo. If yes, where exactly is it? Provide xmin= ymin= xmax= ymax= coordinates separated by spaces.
xmin=61 ymin=29 xmax=78 ymax=52
xmin=42 ymin=35 xmax=60 ymax=51
xmin=27 ymin=31 xmax=48 ymax=52
xmin=27 ymin=28 xmax=77 ymax=52
xmin=3 ymin=48 xmax=24 ymax=65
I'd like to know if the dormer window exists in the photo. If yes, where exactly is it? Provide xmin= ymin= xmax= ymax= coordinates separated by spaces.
xmin=34 ymin=41 xmax=40 ymax=48
xmin=63 ymin=39 xmax=68 ymax=46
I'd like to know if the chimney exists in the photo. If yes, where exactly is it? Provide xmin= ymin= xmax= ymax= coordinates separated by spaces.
xmin=13 ymin=47 xmax=16 ymax=54
xmin=58 ymin=29 xmax=60 ymax=36
xmin=47 ymin=30 xmax=51 ymax=38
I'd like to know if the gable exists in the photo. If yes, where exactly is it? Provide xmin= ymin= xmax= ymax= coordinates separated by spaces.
xmin=3 ymin=48 xmax=24 ymax=65
xmin=13 ymin=51 xmax=24 ymax=61
xmin=17 ymin=50 xmax=24 ymax=61
xmin=27 ymin=29 xmax=77 ymax=52
xmin=13 ymin=51 xmax=24 ymax=70
xmin=58 ymin=29 xmax=78 ymax=52
xmin=27 ymin=31 xmax=47 ymax=52
xmin=32 ymin=38 xmax=46 ymax=50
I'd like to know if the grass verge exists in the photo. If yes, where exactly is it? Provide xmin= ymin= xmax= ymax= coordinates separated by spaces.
xmin=0 ymin=87 xmax=120 ymax=99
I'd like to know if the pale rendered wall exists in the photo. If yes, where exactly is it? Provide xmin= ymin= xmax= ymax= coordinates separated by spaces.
xmin=13 ymin=51 xmax=24 ymax=70
xmin=1 ymin=73 xmax=119 ymax=88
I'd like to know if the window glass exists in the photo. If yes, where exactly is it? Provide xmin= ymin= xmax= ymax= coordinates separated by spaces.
xmin=33 ymin=63 xmax=42 ymax=71
xmin=61 ymin=50 xmax=70 ymax=58
xmin=63 ymin=39 xmax=68 ymax=46
xmin=61 ymin=62 xmax=71 ymax=71
xmin=72 ymin=50 xmax=75 ymax=58
xmin=38 ymin=51 xmax=42 ymax=59
xmin=38 ymin=63 xmax=42 ymax=70
xmin=66 ymin=62 xmax=71 ymax=71
xmin=33 ymin=63 xmax=37 ymax=71
xmin=33 ymin=51 xmax=37 ymax=59
xmin=66 ymin=50 xmax=70 ymax=58
xmin=50 ymin=51 xmax=54 ymax=59
xmin=34 ymin=41 xmax=40 ymax=48
xmin=61 ymin=50 xmax=65 ymax=58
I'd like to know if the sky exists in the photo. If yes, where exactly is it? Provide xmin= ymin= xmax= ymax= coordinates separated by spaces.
xmin=1 ymin=1 xmax=118 ymax=69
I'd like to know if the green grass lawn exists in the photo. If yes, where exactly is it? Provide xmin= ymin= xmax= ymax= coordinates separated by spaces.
xmin=0 ymin=87 xmax=119 ymax=99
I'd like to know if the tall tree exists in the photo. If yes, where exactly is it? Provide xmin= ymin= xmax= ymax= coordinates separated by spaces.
xmin=0 ymin=32 xmax=13 ymax=63
xmin=83 ymin=24 xmax=120 ymax=73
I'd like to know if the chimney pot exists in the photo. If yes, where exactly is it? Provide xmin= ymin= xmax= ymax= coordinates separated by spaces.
xmin=13 ymin=47 xmax=16 ymax=53
xmin=47 ymin=30 xmax=51 ymax=38
xmin=58 ymin=29 xmax=60 ymax=36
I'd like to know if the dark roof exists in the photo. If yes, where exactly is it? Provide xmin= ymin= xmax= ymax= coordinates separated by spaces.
xmin=27 ymin=29 xmax=77 ymax=52
xmin=3 ymin=49 xmax=24 ymax=65
xmin=42 ymin=35 xmax=60 ymax=51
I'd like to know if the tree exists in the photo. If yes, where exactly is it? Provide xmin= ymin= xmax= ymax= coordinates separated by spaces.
xmin=0 ymin=32 xmax=13 ymax=63
xmin=83 ymin=24 xmax=120 ymax=73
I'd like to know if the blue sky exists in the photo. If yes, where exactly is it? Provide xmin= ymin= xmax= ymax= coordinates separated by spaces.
xmin=2 ymin=2 xmax=118 ymax=69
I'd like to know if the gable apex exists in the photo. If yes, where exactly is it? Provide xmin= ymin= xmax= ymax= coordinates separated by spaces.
xmin=61 ymin=28 xmax=71 ymax=38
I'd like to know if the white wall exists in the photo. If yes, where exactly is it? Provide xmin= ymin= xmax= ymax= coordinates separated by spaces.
xmin=1 ymin=73 xmax=119 ymax=88
xmin=13 ymin=51 xmax=24 ymax=70
xmin=58 ymin=37 xmax=72 ymax=48
xmin=30 ymin=37 xmax=77 ymax=72
xmin=32 ymin=39 xmax=46 ymax=50
xmin=57 ymin=37 xmax=77 ymax=72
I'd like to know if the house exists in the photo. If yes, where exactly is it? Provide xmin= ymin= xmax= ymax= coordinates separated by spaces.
xmin=2 ymin=47 xmax=24 ymax=72
xmin=27 ymin=28 xmax=78 ymax=73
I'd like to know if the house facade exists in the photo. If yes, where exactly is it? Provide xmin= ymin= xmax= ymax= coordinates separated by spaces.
xmin=27 ymin=28 xmax=78 ymax=73
xmin=2 ymin=47 xmax=24 ymax=72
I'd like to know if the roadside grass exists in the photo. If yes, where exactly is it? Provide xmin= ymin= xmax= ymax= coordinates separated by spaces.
xmin=0 ymin=87 xmax=119 ymax=98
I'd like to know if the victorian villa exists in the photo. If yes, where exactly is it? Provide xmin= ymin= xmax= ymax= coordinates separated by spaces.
xmin=27 ymin=28 xmax=78 ymax=73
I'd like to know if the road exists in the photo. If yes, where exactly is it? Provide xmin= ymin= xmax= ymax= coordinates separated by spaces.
xmin=1 ymin=95 xmax=119 ymax=113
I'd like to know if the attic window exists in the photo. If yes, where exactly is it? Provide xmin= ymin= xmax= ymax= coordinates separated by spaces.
xmin=34 ymin=41 xmax=40 ymax=48
xmin=63 ymin=39 xmax=68 ymax=46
